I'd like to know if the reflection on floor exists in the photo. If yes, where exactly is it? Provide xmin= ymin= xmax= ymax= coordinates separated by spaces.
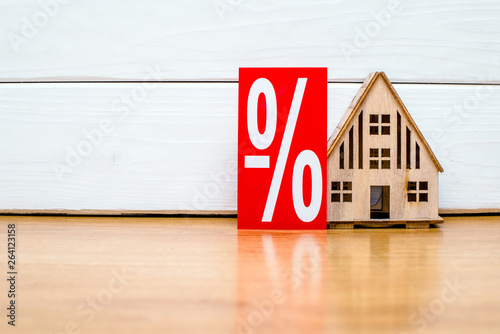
xmin=0 ymin=215 xmax=498 ymax=334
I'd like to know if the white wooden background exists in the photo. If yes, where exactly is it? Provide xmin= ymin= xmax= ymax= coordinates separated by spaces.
xmin=0 ymin=0 xmax=499 ymax=214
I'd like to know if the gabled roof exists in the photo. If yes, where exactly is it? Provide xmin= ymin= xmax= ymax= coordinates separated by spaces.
xmin=327 ymin=72 xmax=443 ymax=173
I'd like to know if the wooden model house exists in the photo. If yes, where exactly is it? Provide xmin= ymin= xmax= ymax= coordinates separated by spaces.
xmin=327 ymin=72 xmax=443 ymax=229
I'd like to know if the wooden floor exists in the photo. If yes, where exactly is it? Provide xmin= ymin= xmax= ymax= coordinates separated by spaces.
xmin=1 ymin=216 xmax=500 ymax=334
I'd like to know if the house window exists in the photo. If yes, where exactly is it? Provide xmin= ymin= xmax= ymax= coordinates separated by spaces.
xmin=331 ymin=181 xmax=352 ymax=202
xmin=408 ymin=181 xmax=429 ymax=202
xmin=397 ymin=112 xmax=401 ymax=169
xmin=416 ymin=143 xmax=420 ymax=169
xmin=340 ymin=142 xmax=344 ymax=169
xmin=370 ymin=148 xmax=390 ymax=169
xmin=406 ymin=127 xmax=411 ymax=169
xmin=369 ymin=114 xmax=390 ymax=135
xmin=358 ymin=111 xmax=363 ymax=169
xmin=349 ymin=126 xmax=354 ymax=169
xmin=381 ymin=113 xmax=390 ymax=135
xmin=370 ymin=114 xmax=378 ymax=135
xmin=370 ymin=114 xmax=391 ymax=135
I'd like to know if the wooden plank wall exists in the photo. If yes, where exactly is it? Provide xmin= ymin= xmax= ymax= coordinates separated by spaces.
xmin=0 ymin=0 xmax=499 ymax=214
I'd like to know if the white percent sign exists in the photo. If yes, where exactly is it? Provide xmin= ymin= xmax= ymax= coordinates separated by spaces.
xmin=245 ymin=77 xmax=323 ymax=223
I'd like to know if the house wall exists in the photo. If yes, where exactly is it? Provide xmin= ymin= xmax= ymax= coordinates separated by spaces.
xmin=327 ymin=77 xmax=440 ymax=221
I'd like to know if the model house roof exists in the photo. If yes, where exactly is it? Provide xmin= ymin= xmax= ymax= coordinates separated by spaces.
xmin=327 ymin=72 xmax=443 ymax=173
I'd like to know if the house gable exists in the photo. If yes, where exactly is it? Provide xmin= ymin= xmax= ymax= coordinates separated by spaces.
xmin=327 ymin=72 xmax=443 ymax=173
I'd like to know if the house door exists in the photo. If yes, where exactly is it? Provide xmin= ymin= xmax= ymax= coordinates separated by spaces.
xmin=370 ymin=186 xmax=390 ymax=219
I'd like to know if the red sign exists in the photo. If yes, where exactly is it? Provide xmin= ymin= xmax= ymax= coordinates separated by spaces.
xmin=238 ymin=68 xmax=327 ymax=230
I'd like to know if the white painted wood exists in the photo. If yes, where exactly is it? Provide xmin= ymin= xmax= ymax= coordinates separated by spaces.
xmin=397 ymin=84 xmax=500 ymax=211
xmin=0 ymin=83 xmax=498 ymax=212
xmin=1 ymin=0 xmax=499 ymax=83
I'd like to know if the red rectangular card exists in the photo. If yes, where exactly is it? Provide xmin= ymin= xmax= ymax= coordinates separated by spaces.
xmin=238 ymin=68 xmax=327 ymax=230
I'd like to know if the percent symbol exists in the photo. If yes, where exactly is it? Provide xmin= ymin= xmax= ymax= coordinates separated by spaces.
xmin=245 ymin=77 xmax=323 ymax=223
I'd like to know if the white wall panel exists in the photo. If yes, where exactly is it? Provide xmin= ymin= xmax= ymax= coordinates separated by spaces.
xmin=0 ymin=0 xmax=499 ymax=83
xmin=0 ymin=83 xmax=498 ymax=212
xmin=1 ymin=0 xmax=499 ymax=214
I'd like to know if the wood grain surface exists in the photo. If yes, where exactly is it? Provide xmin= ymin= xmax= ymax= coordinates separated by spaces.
xmin=0 ymin=215 xmax=499 ymax=333
xmin=1 ymin=0 xmax=499 ymax=83
xmin=0 ymin=83 xmax=499 ymax=212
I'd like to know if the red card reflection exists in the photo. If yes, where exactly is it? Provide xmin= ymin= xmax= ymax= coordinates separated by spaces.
xmin=236 ymin=230 xmax=326 ymax=333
